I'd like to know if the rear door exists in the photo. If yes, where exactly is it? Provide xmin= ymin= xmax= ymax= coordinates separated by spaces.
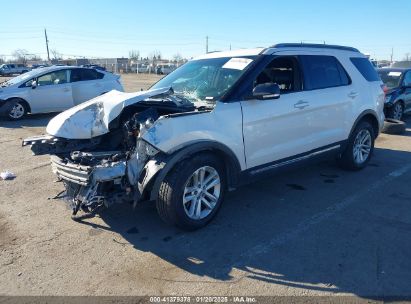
xmin=297 ymin=55 xmax=353 ymax=148
xmin=70 ymin=68 xmax=105 ymax=105
xmin=28 ymin=69 xmax=74 ymax=113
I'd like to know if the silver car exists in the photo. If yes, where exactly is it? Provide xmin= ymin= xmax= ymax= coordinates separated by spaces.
xmin=0 ymin=66 xmax=124 ymax=120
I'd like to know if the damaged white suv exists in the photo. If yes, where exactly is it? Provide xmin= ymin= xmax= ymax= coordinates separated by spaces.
xmin=24 ymin=44 xmax=385 ymax=230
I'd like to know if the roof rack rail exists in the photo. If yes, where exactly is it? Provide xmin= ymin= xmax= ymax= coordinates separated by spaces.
xmin=271 ymin=43 xmax=359 ymax=53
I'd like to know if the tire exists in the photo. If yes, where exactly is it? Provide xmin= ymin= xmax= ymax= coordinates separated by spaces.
xmin=381 ymin=118 xmax=406 ymax=135
xmin=7 ymin=99 xmax=27 ymax=120
xmin=386 ymin=102 xmax=404 ymax=120
xmin=338 ymin=120 xmax=375 ymax=171
xmin=156 ymin=153 xmax=226 ymax=230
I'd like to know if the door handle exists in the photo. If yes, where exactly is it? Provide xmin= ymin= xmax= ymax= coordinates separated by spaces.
xmin=294 ymin=100 xmax=310 ymax=109
xmin=348 ymin=91 xmax=358 ymax=99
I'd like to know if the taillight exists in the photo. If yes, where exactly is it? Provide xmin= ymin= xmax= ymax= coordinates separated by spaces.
xmin=381 ymin=84 xmax=388 ymax=95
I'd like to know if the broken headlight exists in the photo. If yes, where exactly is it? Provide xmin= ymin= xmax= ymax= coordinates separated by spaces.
xmin=136 ymin=138 xmax=159 ymax=157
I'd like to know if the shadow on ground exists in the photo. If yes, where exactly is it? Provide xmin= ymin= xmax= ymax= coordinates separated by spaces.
xmin=74 ymin=143 xmax=411 ymax=298
xmin=0 ymin=113 xmax=58 ymax=129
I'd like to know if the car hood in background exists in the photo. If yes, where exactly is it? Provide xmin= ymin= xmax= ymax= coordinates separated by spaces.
xmin=46 ymin=87 xmax=172 ymax=139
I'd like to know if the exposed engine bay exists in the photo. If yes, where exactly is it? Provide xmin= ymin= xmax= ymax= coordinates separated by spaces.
xmin=23 ymin=88 xmax=211 ymax=217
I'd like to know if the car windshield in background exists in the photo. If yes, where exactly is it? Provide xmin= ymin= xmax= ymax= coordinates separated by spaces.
xmin=1 ymin=69 xmax=42 ymax=87
xmin=150 ymin=57 xmax=255 ymax=104
xmin=378 ymin=70 xmax=403 ymax=89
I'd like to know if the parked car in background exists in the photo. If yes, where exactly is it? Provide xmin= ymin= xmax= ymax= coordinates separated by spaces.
xmin=23 ymin=44 xmax=384 ymax=230
xmin=0 ymin=64 xmax=30 ymax=76
xmin=0 ymin=66 xmax=124 ymax=120
xmin=156 ymin=64 xmax=176 ymax=75
xmin=377 ymin=68 xmax=411 ymax=120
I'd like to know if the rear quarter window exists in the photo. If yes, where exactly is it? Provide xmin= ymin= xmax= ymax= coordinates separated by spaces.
xmin=350 ymin=57 xmax=380 ymax=81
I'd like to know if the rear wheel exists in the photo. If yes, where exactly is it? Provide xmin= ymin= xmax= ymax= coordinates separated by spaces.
xmin=8 ymin=99 xmax=27 ymax=120
xmin=338 ymin=121 xmax=375 ymax=170
xmin=156 ymin=153 xmax=226 ymax=230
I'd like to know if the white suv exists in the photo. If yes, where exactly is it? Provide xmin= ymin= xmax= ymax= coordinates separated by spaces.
xmin=24 ymin=44 xmax=385 ymax=230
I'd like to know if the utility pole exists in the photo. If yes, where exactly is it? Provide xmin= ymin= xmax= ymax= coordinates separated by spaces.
xmin=229 ymin=44 xmax=231 ymax=51
xmin=44 ymin=28 xmax=50 ymax=62
xmin=390 ymin=47 xmax=394 ymax=64
xmin=206 ymin=36 xmax=209 ymax=54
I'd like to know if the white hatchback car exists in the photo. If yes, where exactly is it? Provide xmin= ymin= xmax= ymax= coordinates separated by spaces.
xmin=0 ymin=66 xmax=124 ymax=120
xmin=25 ymin=44 xmax=385 ymax=230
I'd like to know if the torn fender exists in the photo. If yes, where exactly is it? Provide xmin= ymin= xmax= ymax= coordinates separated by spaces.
xmin=46 ymin=87 xmax=172 ymax=139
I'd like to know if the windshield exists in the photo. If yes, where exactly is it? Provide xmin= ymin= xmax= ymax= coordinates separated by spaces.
xmin=378 ymin=70 xmax=403 ymax=89
xmin=1 ymin=68 xmax=47 ymax=87
xmin=150 ymin=57 xmax=255 ymax=104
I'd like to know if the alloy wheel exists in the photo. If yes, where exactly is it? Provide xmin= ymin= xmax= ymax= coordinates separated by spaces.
xmin=9 ymin=102 xmax=25 ymax=119
xmin=353 ymin=129 xmax=372 ymax=165
xmin=183 ymin=166 xmax=221 ymax=220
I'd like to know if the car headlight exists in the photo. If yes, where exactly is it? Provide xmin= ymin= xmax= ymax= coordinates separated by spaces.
xmin=137 ymin=139 xmax=159 ymax=157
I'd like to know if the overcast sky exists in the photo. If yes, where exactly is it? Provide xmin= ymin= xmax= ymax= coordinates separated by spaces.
xmin=1 ymin=0 xmax=410 ymax=61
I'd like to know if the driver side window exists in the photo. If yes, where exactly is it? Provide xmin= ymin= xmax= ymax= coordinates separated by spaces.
xmin=37 ymin=70 xmax=68 ymax=86
xmin=254 ymin=56 xmax=302 ymax=94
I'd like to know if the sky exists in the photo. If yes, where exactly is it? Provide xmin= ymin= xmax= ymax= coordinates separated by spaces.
xmin=1 ymin=0 xmax=410 ymax=61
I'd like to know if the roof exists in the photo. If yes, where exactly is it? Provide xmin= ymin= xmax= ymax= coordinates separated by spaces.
xmin=193 ymin=48 xmax=264 ymax=60
xmin=193 ymin=43 xmax=361 ymax=60
xmin=271 ymin=43 xmax=359 ymax=52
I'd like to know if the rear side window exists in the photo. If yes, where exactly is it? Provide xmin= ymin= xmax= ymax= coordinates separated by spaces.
xmin=81 ymin=69 xmax=104 ymax=81
xmin=70 ymin=68 xmax=104 ymax=82
xmin=350 ymin=57 xmax=380 ymax=81
xmin=300 ymin=55 xmax=350 ymax=90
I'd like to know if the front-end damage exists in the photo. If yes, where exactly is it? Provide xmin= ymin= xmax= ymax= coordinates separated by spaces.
xmin=23 ymin=88 xmax=211 ymax=217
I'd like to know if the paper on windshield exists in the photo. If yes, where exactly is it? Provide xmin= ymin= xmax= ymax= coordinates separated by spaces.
xmin=222 ymin=58 xmax=253 ymax=70
xmin=388 ymin=72 xmax=402 ymax=77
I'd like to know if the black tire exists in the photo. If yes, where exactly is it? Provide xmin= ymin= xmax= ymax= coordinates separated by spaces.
xmin=338 ymin=120 xmax=375 ymax=171
xmin=7 ymin=98 xmax=27 ymax=121
xmin=386 ymin=102 xmax=404 ymax=120
xmin=381 ymin=118 xmax=406 ymax=135
xmin=156 ymin=153 xmax=226 ymax=230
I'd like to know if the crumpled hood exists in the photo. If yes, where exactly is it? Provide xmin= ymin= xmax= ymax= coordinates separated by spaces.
xmin=46 ymin=87 xmax=171 ymax=139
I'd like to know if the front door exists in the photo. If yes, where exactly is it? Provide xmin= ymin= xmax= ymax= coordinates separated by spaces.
xmin=29 ymin=69 xmax=74 ymax=113
xmin=241 ymin=56 xmax=314 ymax=169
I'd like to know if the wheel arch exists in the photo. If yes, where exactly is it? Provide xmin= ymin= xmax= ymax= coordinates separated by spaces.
xmin=148 ymin=141 xmax=242 ymax=201
xmin=6 ymin=97 xmax=31 ymax=113
xmin=349 ymin=110 xmax=380 ymax=139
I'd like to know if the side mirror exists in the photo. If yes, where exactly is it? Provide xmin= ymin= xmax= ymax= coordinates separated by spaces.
xmin=252 ymin=83 xmax=281 ymax=100
xmin=31 ymin=80 xmax=37 ymax=89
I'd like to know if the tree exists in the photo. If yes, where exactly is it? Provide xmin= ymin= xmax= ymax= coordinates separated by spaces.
xmin=403 ymin=53 xmax=411 ymax=61
xmin=51 ymin=49 xmax=62 ymax=61
xmin=173 ymin=53 xmax=183 ymax=64
xmin=12 ymin=49 xmax=29 ymax=64
xmin=129 ymin=49 xmax=140 ymax=62
xmin=0 ymin=56 xmax=5 ymax=64
xmin=149 ymin=50 xmax=161 ymax=63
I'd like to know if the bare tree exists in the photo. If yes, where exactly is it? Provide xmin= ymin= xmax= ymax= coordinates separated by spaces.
xmin=0 ymin=55 xmax=5 ymax=64
xmin=129 ymin=49 xmax=140 ymax=62
xmin=403 ymin=53 xmax=411 ymax=61
xmin=12 ymin=49 xmax=29 ymax=64
xmin=51 ymin=49 xmax=62 ymax=61
xmin=173 ymin=53 xmax=183 ymax=64
xmin=149 ymin=50 xmax=161 ymax=62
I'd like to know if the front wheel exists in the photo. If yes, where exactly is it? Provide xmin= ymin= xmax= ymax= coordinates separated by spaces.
xmin=8 ymin=100 xmax=27 ymax=120
xmin=386 ymin=102 xmax=404 ymax=120
xmin=156 ymin=153 xmax=226 ymax=230
xmin=338 ymin=121 xmax=375 ymax=171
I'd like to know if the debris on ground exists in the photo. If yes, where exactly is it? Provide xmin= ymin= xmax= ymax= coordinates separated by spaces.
xmin=0 ymin=171 xmax=16 ymax=180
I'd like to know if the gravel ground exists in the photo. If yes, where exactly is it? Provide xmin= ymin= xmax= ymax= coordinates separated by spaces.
xmin=1 ymin=74 xmax=411 ymax=299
